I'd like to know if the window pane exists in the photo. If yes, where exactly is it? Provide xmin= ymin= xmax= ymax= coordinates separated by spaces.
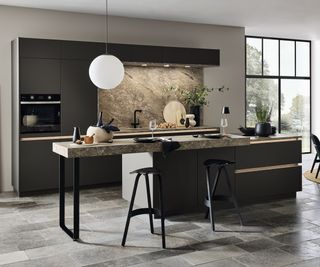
xmin=296 ymin=42 xmax=310 ymax=76
xmin=263 ymin=39 xmax=279 ymax=75
xmin=246 ymin=78 xmax=279 ymax=128
xmin=246 ymin=38 xmax=262 ymax=75
xmin=280 ymin=79 xmax=310 ymax=152
xmin=280 ymin=40 xmax=295 ymax=76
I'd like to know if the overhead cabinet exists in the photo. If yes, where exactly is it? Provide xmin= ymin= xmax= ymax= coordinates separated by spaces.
xmin=108 ymin=43 xmax=220 ymax=66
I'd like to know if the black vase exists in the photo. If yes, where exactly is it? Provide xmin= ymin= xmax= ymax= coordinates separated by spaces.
xmin=255 ymin=122 xmax=272 ymax=137
xmin=72 ymin=127 xmax=81 ymax=143
xmin=190 ymin=105 xmax=200 ymax=127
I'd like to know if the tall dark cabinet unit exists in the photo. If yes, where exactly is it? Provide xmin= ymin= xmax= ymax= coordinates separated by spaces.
xmin=12 ymin=38 xmax=121 ymax=196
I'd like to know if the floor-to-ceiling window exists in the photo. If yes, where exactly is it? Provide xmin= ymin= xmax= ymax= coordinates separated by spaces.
xmin=246 ymin=36 xmax=311 ymax=152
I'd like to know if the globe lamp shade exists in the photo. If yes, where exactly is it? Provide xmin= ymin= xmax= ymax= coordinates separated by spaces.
xmin=89 ymin=54 xmax=124 ymax=89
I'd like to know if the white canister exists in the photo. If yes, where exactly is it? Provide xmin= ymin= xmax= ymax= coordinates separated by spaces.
xmin=189 ymin=119 xmax=196 ymax=127
xmin=186 ymin=114 xmax=195 ymax=120
xmin=86 ymin=126 xmax=113 ymax=143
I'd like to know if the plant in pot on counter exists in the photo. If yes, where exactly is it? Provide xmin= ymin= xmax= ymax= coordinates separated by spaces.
xmin=254 ymin=102 xmax=273 ymax=137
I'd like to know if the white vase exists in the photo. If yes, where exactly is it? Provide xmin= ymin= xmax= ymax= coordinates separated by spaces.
xmin=189 ymin=119 xmax=196 ymax=127
xmin=86 ymin=126 xmax=113 ymax=143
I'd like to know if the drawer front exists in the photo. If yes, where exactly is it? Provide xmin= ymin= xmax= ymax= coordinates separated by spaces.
xmin=236 ymin=166 xmax=302 ymax=199
xmin=235 ymin=141 xmax=301 ymax=169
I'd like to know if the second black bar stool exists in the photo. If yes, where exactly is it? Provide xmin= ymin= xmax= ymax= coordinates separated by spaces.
xmin=121 ymin=167 xmax=166 ymax=248
xmin=204 ymin=159 xmax=243 ymax=231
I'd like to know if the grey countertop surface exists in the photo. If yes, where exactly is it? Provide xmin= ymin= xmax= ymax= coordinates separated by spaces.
xmin=52 ymin=133 xmax=301 ymax=159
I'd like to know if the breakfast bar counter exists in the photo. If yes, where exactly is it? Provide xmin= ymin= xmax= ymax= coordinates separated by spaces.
xmin=53 ymin=133 xmax=302 ymax=240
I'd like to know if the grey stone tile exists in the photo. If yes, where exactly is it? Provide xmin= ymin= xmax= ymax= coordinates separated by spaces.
xmin=84 ymin=255 xmax=143 ymax=267
xmin=154 ymin=222 xmax=201 ymax=234
xmin=197 ymin=258 xmax=246 ymax=267
xmin=234 ymin=247 xmax=301 ymax=267
xmin=132 ymin=256 xmax=192 ymax=267
xmin=181 ymin=245 xmax=247 ymax=265
xmin=271 ymin=229 xmax=320 ymax=245
xmin=285 ymin=257 xmax=320 ymax=267
xmin=70 ymin=246 xmax=156 ymax=266
xmin=280 ymin=241 xmax=320 ymax=260
xmin=1 ymin=255 xmax=78 ymax=267
xmin=235 ymin=237 xmax=283 ymax=253
xmin=190 ymin=236 xmax=243 ymax=251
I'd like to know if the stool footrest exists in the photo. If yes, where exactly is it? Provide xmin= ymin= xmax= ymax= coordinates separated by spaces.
xmin=130 ymin=208 xmax=160 ymax=218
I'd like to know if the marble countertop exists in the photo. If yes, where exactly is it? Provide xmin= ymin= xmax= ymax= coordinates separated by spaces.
xmin=52 ymin=133 xmax=302 ymax=159
xmin=53 ymin=134 xmax=249 ymax=158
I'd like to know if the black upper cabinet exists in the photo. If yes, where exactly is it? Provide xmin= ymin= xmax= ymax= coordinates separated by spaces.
xmin=109 ymin=43 xmax=220 ymax=66
xmin=61 ymin=41 xmax=105 ymax=60
xmin=19 ymin=58 xmax=61 ymax=94
xmin=163 ymin=46 xmax=219 ymax=65
xmin=108 ymin=43 xmax=163 ymax=63
xmin=19 ymin=38 xmax=61 ymax=59
xmin=61 ymin=60 xmax=97 ymax=135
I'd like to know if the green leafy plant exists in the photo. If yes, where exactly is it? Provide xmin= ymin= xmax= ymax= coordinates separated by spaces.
xmin=165 ymin=85 xmax=228 ymax=107
xmin=255 ymin=101 xmax=272 ymax=123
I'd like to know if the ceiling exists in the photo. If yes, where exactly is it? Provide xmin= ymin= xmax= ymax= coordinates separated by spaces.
xmin=1 ymin=0 xmax=320 ymax=40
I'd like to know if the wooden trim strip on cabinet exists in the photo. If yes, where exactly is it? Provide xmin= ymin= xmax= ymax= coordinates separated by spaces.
xmin=250 ymin=138 xmax=301 ymax=145
xmin=235 ymin=163 xmax=300 ymax=174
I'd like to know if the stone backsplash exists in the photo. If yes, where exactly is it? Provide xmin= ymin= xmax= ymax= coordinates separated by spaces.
xmin=98 ymin=66 xmax=203 ymax=128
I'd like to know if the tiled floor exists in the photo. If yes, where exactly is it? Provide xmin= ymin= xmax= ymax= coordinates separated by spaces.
xmin=1 ymin=155 xmax=320 ymax=266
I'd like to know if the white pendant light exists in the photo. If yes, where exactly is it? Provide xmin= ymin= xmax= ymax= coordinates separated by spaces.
xmin=89 ymin=0 xmax=124 ymax=90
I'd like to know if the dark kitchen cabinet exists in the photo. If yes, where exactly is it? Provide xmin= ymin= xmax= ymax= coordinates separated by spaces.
xmin=61 ymin=41 xmax=105 ymax=60
xmin=108 ymin=43 xmax=163 ymax=63
xmin=153 ymin=151 xmax=198 ymax=215
xmin=19 ymin=58 xmax=61 ymax=94
xmin=19 ymin=140 xmax=59 ymax=193
xmin=235 ymin=141 xmax=302 ymax=169
xmin=163 ymin=47 xmax=220 ymax=65
xmin=19 ymin=140 xmax=122 ymax=196
xmin=61 ymin=59 xmax=97 ymax=135
xmin=236 ymin=167 xmax=302 ymax=199
xmin=19 ymin=38 xmax=61 ymax=59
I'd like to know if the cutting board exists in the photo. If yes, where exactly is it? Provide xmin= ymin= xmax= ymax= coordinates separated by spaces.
xmin=163 ymin=100 xmax=186 ymax=124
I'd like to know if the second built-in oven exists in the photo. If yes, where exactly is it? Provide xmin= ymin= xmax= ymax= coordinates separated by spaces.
xmin=20 ymin=94 xmax=61 ymax=134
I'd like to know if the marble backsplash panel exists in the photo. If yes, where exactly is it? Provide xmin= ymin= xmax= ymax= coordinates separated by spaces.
xmin=98 ymin=66 xmax=203 ymax=128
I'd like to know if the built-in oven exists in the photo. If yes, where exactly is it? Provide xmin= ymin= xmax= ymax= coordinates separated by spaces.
xmin=20 ymin=94 xmax=61 ymax=134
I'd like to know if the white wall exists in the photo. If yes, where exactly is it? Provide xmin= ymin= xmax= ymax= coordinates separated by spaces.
xmin=0 ymin=5 xmax=245 ymax=192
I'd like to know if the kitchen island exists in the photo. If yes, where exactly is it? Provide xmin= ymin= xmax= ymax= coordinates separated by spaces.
xmin=53 ymin=133 xmax=301 ymax=240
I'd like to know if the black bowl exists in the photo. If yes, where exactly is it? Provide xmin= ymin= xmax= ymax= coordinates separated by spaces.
xmin=239 ymin=126 xmax=255 ymax=136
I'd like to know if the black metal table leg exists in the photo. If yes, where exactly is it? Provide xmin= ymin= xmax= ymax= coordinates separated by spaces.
xmin=59 ymin=156 xmax=65 ymax=229
xmin=73 ymin=158 xmax=80 ymax=240
xmin=59 ymin=156 xmax=80 ymax=241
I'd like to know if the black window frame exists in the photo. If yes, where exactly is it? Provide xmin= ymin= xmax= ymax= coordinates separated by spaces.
xmin=245 ymin=35 xmax=312 ymax=153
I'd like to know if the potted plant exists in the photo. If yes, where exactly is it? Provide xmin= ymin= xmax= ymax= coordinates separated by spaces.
xmin=255 ymin=101 xmax=272 ymax=137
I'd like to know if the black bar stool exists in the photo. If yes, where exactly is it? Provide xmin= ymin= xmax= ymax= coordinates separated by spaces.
xmin=203 ymin=159 xmax=243 ymax=231
xmin=121 ymin=167 xmax=166 ymax=249
xmin=311 ymin=134 xmax=320 ymax=178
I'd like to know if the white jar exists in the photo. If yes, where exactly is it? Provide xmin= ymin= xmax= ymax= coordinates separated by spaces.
xmin=186 ymin=114 xmax=195 ymax=120
xmin=189 ymin=119 xmax=196 ymax=127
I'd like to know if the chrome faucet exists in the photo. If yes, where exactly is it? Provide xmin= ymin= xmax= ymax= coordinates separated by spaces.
xmin=131 ymin=109 xmax=142 ymax=128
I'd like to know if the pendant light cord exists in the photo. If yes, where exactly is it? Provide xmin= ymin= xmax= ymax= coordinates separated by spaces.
xmin=105 ymin=0 xmax=108 ymax=54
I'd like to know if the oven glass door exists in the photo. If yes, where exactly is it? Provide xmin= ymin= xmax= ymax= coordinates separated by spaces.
xmin=20 ymin=103 xmax=61 ymax=133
